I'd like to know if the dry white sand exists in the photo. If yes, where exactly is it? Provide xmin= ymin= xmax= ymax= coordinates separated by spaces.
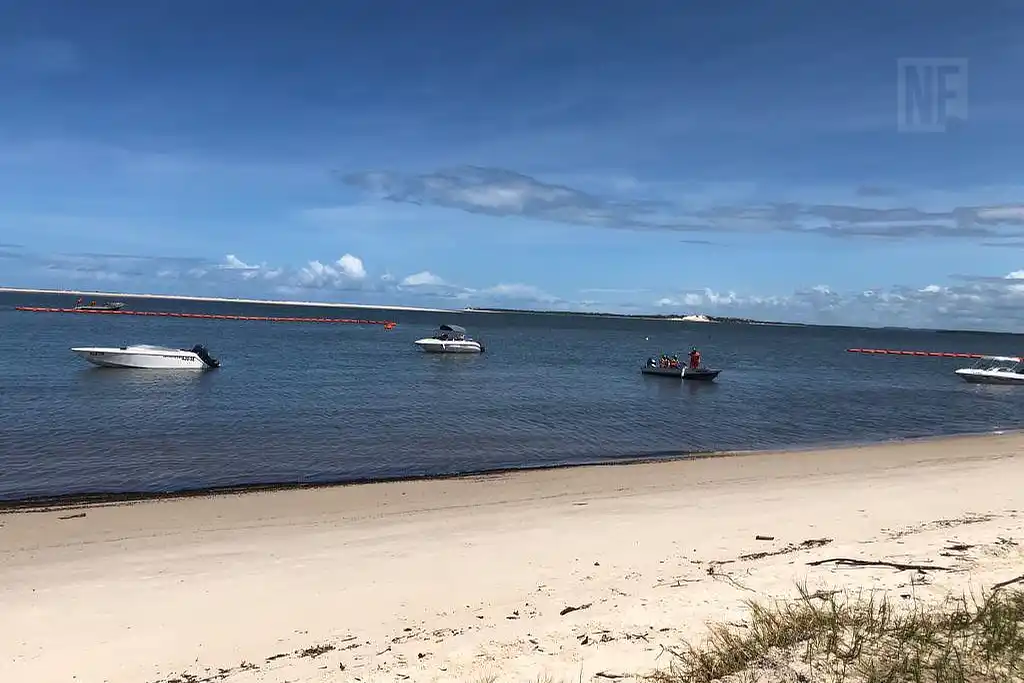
xmin=1 ymin=433 xmax=1023 ymax=683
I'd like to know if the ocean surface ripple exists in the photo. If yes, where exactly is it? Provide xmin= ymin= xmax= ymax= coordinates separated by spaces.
xmin=2 ymin=291 xmax=1023 ymax=502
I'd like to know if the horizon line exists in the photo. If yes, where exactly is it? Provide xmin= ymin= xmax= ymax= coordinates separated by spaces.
xmin=0 ymin=285 xmax=710 ymax=320
xmin=0 ymin=285 xmax=1006 ymax=334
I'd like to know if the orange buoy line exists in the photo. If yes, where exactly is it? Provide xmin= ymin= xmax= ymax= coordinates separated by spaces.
xmin=847 ymin=348 xmax=990 ymax=359
xmin=15 ymin=306 xmax=397 ymax=329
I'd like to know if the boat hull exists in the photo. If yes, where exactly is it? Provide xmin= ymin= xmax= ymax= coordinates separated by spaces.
xmin=955 ymin=369 xmax=1024 ymax=385
xmin=74 ymin=304 xmax=125 ymax=312
xmin=71 ymin=346 xmax=214 ymax=369
xmin=414 ymin=339 xmax=483 ymax=354
xmin=641 ymin=366 xmax=720 ymax=381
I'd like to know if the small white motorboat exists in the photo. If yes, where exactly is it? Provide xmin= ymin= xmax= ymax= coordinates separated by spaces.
xmin=954 ymin=355 xmax=1024 ymax=384
xmin=414 ymin=324 xmax=484 ymax=354
xmin=71 ymin=344 xmax=221 ymax=369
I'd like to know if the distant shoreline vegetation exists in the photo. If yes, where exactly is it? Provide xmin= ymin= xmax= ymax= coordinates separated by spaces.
xmin=0 ymin=287 xmax=999 ymax=333
xmin=0 ymin=286 xmax=794 ymax=325
xmin=463 ymin=306 xmax=806 ymax=327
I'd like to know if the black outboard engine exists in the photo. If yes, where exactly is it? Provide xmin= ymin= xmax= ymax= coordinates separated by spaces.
xmin=478 ymin=339 xmax=485 ymax=353
xmin=190 ymin=344 xmax=221 ymax=369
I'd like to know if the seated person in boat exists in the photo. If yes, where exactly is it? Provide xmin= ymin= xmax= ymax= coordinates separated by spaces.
xmin=669 ymin=354 xmax=680 ymax=368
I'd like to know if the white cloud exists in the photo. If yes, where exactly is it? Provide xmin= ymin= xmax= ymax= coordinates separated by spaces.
xmin=479 ymin=283 xmax=558 ymax=302
xmin=295 ymin=254 xmax=367 ymax=289
xmin=336 ymin=253 xmax=367 ymax=280
xmin=399 ymin=270 xmax=445 ymax=287
xmin=392 ymin=271 xmax=562 ymax=306
xmin=214 ymin=254 xmax=282 ymax=281
xmin=221 ymin=254 xmax=256 ymax=270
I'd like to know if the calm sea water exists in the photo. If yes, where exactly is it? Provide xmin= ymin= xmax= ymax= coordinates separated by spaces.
xmin=1 ymin=290 xmax=1022 ymax=503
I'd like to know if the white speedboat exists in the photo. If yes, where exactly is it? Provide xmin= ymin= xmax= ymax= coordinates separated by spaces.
xmin=413 ymin=324 xmax=485 ymax=353
xmin=71 ymin=344 xmax=221 ymax=369
xmin=954 ymin=355 xmax=1024 ymax=384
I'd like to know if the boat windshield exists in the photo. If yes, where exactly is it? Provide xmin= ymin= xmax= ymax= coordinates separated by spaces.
xmin=970 ymin=356 xmax=1024 ymax=372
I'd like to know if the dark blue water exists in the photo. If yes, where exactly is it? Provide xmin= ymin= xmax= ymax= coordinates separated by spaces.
xmin=2 ymin=290 xmax=1022 ymax=503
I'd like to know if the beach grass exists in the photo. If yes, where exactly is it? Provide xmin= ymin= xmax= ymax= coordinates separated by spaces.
xmin=646 ymin=581 xmax=1024 ymax=683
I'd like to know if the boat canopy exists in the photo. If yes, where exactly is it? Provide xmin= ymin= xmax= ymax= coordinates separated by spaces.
xmin=439 ymin=323 xmax=466 ymax=334
xmin=980 ymin=355 xmax=1023 ymax=363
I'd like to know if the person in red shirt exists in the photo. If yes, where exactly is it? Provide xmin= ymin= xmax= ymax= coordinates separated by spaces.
xmin=688 ymin=347 xmax=701 ymax=369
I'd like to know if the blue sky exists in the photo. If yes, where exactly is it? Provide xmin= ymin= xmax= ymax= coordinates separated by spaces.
xmin=3 ymin=0 xmax=1024 ymax=328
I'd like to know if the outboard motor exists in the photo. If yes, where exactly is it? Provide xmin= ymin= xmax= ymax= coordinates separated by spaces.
xmin=478 ymin=339 xmax=485 ymax=353
xmin=190 ymin=344 xmax=221 ymax=369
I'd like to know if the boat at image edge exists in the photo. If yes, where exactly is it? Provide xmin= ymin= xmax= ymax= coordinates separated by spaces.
xmin=413 ymin=324 xmax=485 ymax=353
xmin=70 ymin=344 xmax=221 ymax=369
xmin=954 ymin=355 xmax=1024 ymax=384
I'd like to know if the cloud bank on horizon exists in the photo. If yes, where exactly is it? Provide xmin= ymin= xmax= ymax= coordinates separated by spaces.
xmin=2 ymin=1 xmax=1024 ymax=330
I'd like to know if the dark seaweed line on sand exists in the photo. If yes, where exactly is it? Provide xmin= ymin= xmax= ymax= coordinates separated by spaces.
xmin=0 ymin=448 xmax=718 ymax=512
xmin=1 ymin=427 xmax=1016 ymax=513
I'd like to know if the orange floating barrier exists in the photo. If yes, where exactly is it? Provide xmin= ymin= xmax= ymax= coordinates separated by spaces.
xmin=847 ymin=348 xmax=989 ymax=359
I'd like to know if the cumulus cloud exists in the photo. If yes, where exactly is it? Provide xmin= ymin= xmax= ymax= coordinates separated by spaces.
xmin=399 ymin=271 xmax=446 ymax=287
xmin=213 ymin=254 xmax=284 ymax=281
xmin=294 ymin=253 xmax=367 ymax=289
xmin=340 ymin=165 xmax=1024 ymax=241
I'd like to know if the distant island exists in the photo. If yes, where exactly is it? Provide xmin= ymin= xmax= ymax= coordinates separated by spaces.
xmin=463 ymin=306 xmax=807 ymax=326
xmin=0 ymin=286 xmax=999 ymax=333
xmin=0 ymin=286 xmax=794 ymax=324
xmin=0 ymin=286 xmax=452 ymax=314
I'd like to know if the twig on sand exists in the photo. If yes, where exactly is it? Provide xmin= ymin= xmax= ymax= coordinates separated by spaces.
xmin=653 ymin=577 xmax=700 ymax=589
xmin=560 ymin=602 xmax=593 ymax=616
xmin=707 ymin=564 xmax=755 ymax=592
xmin=655 ymin=643 xmax=688 ymax=661
xmin=992 ymin=574 xmax=1024 ymax=592
xmin=807 ymin=558 xmax=953 ymax=572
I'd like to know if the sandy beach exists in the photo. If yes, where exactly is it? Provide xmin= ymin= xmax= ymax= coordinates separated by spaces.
xmin=2 ymin=433 xmax=1022 ymax=683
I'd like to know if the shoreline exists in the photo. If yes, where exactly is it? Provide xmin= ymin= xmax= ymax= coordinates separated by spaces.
xmin=3 ymin=428 xmax=1019 ymax=512
xmin=2 ymin=430 xmax=1022 ymax=683
xmin=0 ymin=286 xmax=456 ymax=313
